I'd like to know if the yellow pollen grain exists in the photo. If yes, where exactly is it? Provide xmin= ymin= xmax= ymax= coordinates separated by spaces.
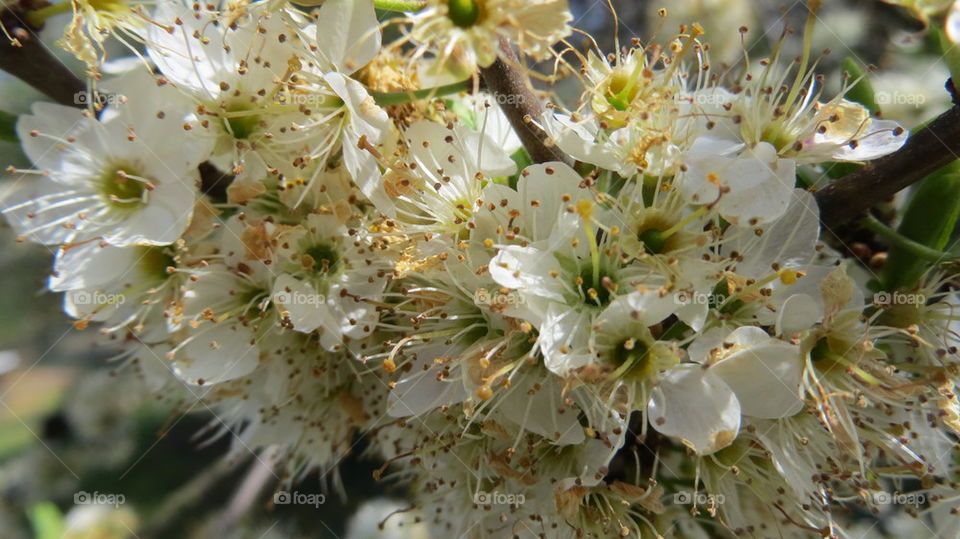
xmin=779 ymin=269 xmax=801 ymax=285
xmin=575 ymin=199 xmax=594 ymax=220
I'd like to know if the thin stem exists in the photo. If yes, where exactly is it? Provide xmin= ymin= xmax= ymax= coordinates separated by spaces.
xmin=25 ymin=1 xmax=71 ymax=26
xmin=861 ymin=214 xmax=959 ymax=262
xmin=373 ymin=0 xmax=427 ymax=11
xmin=0 ymin=7 xmax=86 ymax=107
xmin=479 ymin=37 xmax=572 ymax=165
xmin=370 ymin=79 xmax=471 ymax=106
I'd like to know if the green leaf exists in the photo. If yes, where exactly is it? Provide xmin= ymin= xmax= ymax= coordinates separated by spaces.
xmin=442 ymin=98 xmax=477 ymax=130
xmin=28 ymin=502 xmax=66 ymax=539
xmin=934 ymin=26 xmax=960 ymax=85
xmin=0 ymin=110 xmax=17 ymax=144
xmin=880 ymin=161 xmax=960 ymax=290
xmin=506 ymin=147 xmax=532 ymax=189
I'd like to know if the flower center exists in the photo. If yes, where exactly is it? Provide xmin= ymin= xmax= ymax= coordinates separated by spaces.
xmin=99 ymin=164 xmax=148 ymax=209
xmin=578 ymin=266 xmax=614 ymax=307
xmin=611 ymin=338 xmax=650 ymax=377
xmin=447 ymin=0 xmax=481 ymax=28
xmin=223 ymin=104 xmax=261 ymax=140
xmin=139 ymin=247 xmax=176 ymax=280
xmin=303 ymin=243 xmax=340 ymax=275
xmin=638 ymin=228 xmax=667 ymax=254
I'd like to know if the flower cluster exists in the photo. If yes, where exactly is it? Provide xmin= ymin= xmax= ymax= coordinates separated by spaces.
xmin=4 ymin=0 xmax=960 ymax=537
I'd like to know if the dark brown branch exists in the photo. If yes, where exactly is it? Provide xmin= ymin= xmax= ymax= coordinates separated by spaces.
xmin=815 ymin=105 xmax=960 ymax=228
xmin=0 ymin=3 xmax=86 ymax=108
xmin=198 ymin=161 xmax=233 ymax=204
xmin=479 ymin=39 xmax=572 ymax=166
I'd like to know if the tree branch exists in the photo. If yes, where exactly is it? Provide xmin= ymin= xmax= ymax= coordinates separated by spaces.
xmin=815 ymin=105 xmax=960 ymax=228
xmin=479 ymin=39 xmax=571 ymax=166
xmin=0 ymin=3 xmax=86 ymax=107
xmin=198 ymin=161 xmax=233 ymax=204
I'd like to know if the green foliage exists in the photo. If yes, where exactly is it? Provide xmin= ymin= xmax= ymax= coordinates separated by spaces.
xmin=880 ymin=161 xmax=960 ymax=290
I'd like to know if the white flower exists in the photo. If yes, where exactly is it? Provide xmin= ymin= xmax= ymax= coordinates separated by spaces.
xmin=679 ymin=137 xmax=796 ymax=224
xmin=648 ymin=326 xmax=804 ymax=454
xmin=146 ymin=1 xmax=387 ymax=196
xmin=269 ymin=212 xmax=388 ymax=351
xmin=949 ymin=1 xmax=960 ymax=43
xmin=381 ymin=120 xmax=515 ymax=229
xmin=408 ymin=0 xmax=571 ymax=74
xmin=797 ymin=99 xmax=908 ymax=162
xmin=52 ymin=241 xmax=176 ymax=338
xmin=3 ymin=69 xmax=208 ymax=246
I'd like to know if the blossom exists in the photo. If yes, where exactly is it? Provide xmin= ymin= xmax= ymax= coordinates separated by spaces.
xmin=145 ymin=0 xmax=388 ymax=195
xmin=407 ymin=0 xmax=572 ymax=75
xmin=678 ymin=136 xmax=796 ymax=224
xmin=4 ymin=2 xmax=960 ymax=537
xmin=3 ymin=69 xmax=209 ymax=247
xmin=648 ymin=327 xmax=804 ymax=454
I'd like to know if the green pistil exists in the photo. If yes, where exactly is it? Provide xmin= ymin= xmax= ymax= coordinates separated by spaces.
xmin=100 ymin=166 xmax=147 ymax=209
xmin=811 ymin=336 xmax=879 ymax=385
xmin=639 ymin=228 xmax=667 ymax=254
xmin=139 ymin=247 xmax=175 ymax=281
xmin=609 ymin=339 xmax=651 ymax=381
xmin=447 ymin=0 xmax=480 ymax=28
xmin=303 ymin=243 xmax=339 ymax=275
xmin=578 ymin=267 xmax=613 ymax=307
xmin=224 ymin=112 xmax=260 ymax=140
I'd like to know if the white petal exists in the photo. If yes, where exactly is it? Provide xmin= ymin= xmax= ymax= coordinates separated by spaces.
xmin=723 ymin=189 xmax=820 ymax=278
xmin=17 ymin=103 xmax=90 ymax=171
xmin=272 ymin=274 xmax=335 ymax=335
xmin=949 ymin=2 xmax=960 ymax=44
xmin=538 ymin=304 xmax=593 ymax=375
xmin=516 ymin=162 xmax=588 ymax=237
xmin=489 ymin=245 xmax=565 ymax=302
xmin=454 ymin=124 xmax=517 ymax=177
xmin=50 ymin=243 xmax=136 ymax=291
xmin=499 ymin=374 xmax=585 ymax=445
xmin=543 ymin=113 xmax=624 ymax=172
xmin=2 ymin=178 xmax=88 ymax=245
xmin=621 ymin=290 xmax=677 ymax=326
xmin=315 ymin=0 xmax=381 ymax=72
xmin=648 ymin=366 xmax=740 ymax=454
xmin=106 ymin=199 xmax=189 ymax=247
xmin=776 ymin=293 xmax=822 ymax=336
xmin=387 ymin=365 xmax=467 ymax=417
xmin=174 ymin=322 xmax=259 ymax=385
xmin=709 ymin=331 xmax=804 ymax=419
xmin=147 ymin=3 xmax=228 ymax=98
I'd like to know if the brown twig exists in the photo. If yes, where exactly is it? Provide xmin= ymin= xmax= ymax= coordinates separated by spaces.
xmin=198 ymin=161 xmax=233 ymax=204
xmin=0 ymin=3 xmax=86 ymax=107
xmin=479 ymin=39 xmax=572 ymax=166
xmin=815 ymin=105 xmax=960 ymax=228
